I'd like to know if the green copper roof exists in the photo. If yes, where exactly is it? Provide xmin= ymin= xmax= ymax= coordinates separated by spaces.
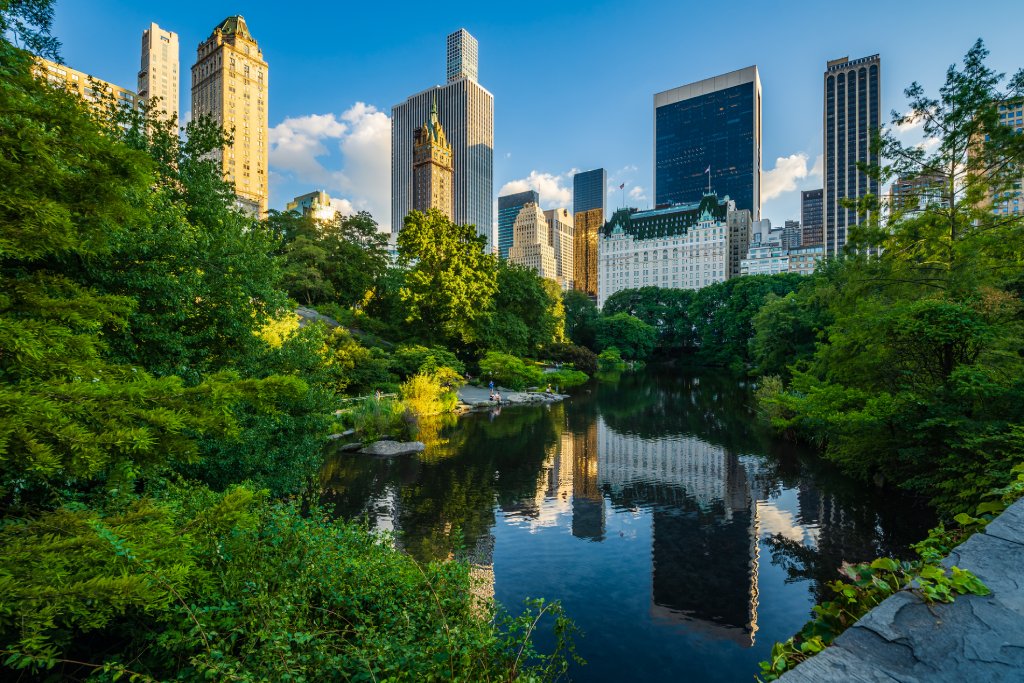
xmin=601 ymin=194 xmax=731 ymax=240
xmin=215 ymin=16 xmax=252 ymax=41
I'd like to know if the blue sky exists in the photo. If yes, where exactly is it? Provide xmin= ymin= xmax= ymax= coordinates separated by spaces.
xmin=52 ymin=0 xmax=1022 ymax=230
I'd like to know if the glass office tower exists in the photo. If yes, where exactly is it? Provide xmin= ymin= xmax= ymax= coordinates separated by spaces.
xmin=654 ymin=67 xmax=761 ymax=220
xmin=573 ymin=168 xmax=606 ymax=215
xmin=800 ymin=188 xmax=823 ymax=246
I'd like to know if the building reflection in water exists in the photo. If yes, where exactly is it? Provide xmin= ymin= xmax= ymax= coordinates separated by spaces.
xmin=596 ymin=417 xmax=760 ymax=646
xmin=502 ymin=409 xmax=761 ymax=646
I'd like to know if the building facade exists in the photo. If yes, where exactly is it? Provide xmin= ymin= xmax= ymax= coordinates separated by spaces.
xmin=508 ymin=203 xmax=558 ymax=281
xmin=574 ymin=208 xmax=602 ymax=298
xmin=824 ymin=55 xmax=881 ymax=256
xmin=788 ymin=244 xmax=824 ymax=275
xmin=800 ymin=188 xmax=823 ymax=246
xmin=497 ymin=190 xmax=539 ymax=260
xmin=654 ymin=67 xmax=761 ymax=220
xmin=392 ymin=29 xmax=494 ymax=249
xmin=596 ymin=194 xmax=740 ymax=307
xmin=544 ymin=208 xmax=575 ymax=290
xmin=191 ymin=16 xmax=269 ymax=217
xmin=573 ymin=168 xmax=606 ymax=215
xmin=989 ymin=99 xmax=1024 ymax=217
xmin=572 ymin=168 xmax=606 ymax=299
xmin=782 ymin=220 xmax=802 ymax=250
xmin=138 ymin=23 xmax=179 ymax=127
xmin=740 ymin=244 xmax=789 ymax=276
xmin=412 ymin=101 xmax=454 ymax=219
xmin=287 ymin=190 xmax=337 ymax=222
xmin=727 ymin=208 xmax=753 ymax=279
xmin=35 ymin=56 xmax=138 ymax=112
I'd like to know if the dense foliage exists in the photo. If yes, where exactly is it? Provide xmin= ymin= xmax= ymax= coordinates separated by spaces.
xmin=0 ymin=12 xmax=575 ymax=680
xmin=755 ymin=41 xmax=1024 ymax=516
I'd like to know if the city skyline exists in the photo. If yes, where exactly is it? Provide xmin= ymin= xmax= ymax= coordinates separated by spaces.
xmin=48 ymin=0 xmax=1022 ymax=230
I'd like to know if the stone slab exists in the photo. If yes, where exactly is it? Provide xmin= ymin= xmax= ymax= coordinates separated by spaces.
xmin=779 ymin=498 xmax=1024 ymax=683
xmin=982 ymin=498 xmax=1024 ymax=548
xmin=359 ymin=440 xmax=425 ymax=456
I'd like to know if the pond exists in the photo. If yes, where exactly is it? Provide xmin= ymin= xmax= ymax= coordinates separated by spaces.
xmin=320 ymin=368 xmax=934 ymax=682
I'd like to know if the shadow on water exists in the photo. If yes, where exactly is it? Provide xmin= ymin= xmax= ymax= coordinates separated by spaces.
xmin=319 ymin=367 xmax=935 ymax=682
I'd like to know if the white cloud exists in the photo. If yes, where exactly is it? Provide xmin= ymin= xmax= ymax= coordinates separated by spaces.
xmin=761 ymin=152 xmax=824 ymax=224
xmin=499 ymin=170 xmax=573 ymax=209
xmin=628 ymin=185 xmax=647 ymax=201
xmin=268 ymin=103 xmax=391 ymax=228
xmin=763 ymin=153 xmax=822 ymax=202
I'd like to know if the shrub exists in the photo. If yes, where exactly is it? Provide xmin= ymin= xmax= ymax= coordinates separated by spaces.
xmin=544 ymin=369 xmax=590 ymax=390
xmin=478 ymin=351 xmax=544 ymax=391
xmin=597 ymin=347 xmax=627 ymax=371
xmin=391 ymin=344 xmax=466 ymax=379
xmin=400 ymin=372 xmax=459 ymax=418
xmin=346 ymin=397 xmax=408 ymax=441
xmin=542 ymin=342 xmax=598 ymax=375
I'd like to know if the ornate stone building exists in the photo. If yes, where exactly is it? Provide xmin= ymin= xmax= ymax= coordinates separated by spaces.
xmin=191 ymin=16 xmax=269 ymax=217
xmin=412 ymin=101 xmax=454 ymax=219
xmin=508 ymin=203 xmax=558 ymax=281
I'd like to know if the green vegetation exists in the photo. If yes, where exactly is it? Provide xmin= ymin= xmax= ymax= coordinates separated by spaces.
xmin=478 ymin=351 xmax=545 ymax=390
xmin=755 ymin=41 xmax=1024 ymax=677
xmin=0 ymin=9 xmax=577 ymax=680
xmin=595 ymin=312 xmax=657 ymax=360
xmin=758 ymin=523 xmax=990 ymax=681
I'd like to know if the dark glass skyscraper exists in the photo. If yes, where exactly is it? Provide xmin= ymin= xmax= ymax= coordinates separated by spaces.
xmin=654 ymin=67 xmax=761 ymax=219
xmin=497 ymin=190 xmax=539 ymax=260
xmin=800 ymin=188 xmax=823 ymax=246
xmin=824 ymin=55 xmax=880 ymax=256
xmin=573 ymin=168 xmax=606 ymax=215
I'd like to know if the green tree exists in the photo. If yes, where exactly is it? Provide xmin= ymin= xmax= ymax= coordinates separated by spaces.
xmin=603 ymin=286 xmax=697 ymax=353
xmin=563 ymin=289 xmax=599 ymax=348
xmin=475 ymin=262 xmax=565 ymax=356
xmin=397 ymin=209 xmax=498 ymax=345
xmin=595 ymin=313 xmax=657 ymax=360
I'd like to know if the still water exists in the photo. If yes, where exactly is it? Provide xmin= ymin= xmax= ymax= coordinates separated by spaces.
xmin=320 ymin=369 xmax=933 ymax=682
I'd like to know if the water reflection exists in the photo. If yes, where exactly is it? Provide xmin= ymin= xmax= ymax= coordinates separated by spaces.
xmin=320 ymin=369 xmax=933 ymax=683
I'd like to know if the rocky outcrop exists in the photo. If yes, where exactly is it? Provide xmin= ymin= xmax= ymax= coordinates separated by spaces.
xmin=359 ymin=440 xmax=426 ymax=457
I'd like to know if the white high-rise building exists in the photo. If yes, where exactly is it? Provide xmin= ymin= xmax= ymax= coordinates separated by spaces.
xmin=509 ymin=203 xmax=558 ymax=280
xmin=392 ymin=29 xmax=494 ymax=249
xmin=138 ymin=23 xmax=179 ymax=128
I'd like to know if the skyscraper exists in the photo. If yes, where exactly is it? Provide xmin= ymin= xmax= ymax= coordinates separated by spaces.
xmin=191 ymin=16 xmax=269 ymax=217
xmin=573 ymin=168 xmax=606 ymax=216
xmin=655 ymin=67 xmax=761 ymax=219
xmin=508 ymin=203 xmax=558 ymax=281
xmin=573 ymin=169 xmax=606 ymax=299
xmin=800 ymin=188 xmax=823 ymax=246
xmin=544 ymin=208 xmax=575 ymax=291
xmin=823 ymin=55 xmax=881 ymax=256
xmin=138 ymin=23 xmax=179 ymax=128
xmin=392 ymin=29 xmax=494 ymax=249
xmin=446 ymin=29 xmax=478 ymax=83
xmin=412 ymin=100 xmax=454 ymax=219
xmin=497 ymin=190 xmax=539 ymax=260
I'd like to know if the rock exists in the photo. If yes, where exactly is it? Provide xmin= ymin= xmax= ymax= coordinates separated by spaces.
xmin=359 ymin=440 xmax=426 ymax=456
xmin=327 ymin=429 xmax=356 ymax=440
xmin=338 ymin=442 xmax=362 ymax=452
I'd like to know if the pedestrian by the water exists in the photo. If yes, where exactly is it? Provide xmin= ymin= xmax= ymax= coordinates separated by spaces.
xmin=489 ymin=380 xmax=495 ymax=391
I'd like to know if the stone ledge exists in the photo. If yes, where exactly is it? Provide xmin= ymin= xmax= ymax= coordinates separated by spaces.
xmin=778 ymin=498 xmax=1024 ymax=682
